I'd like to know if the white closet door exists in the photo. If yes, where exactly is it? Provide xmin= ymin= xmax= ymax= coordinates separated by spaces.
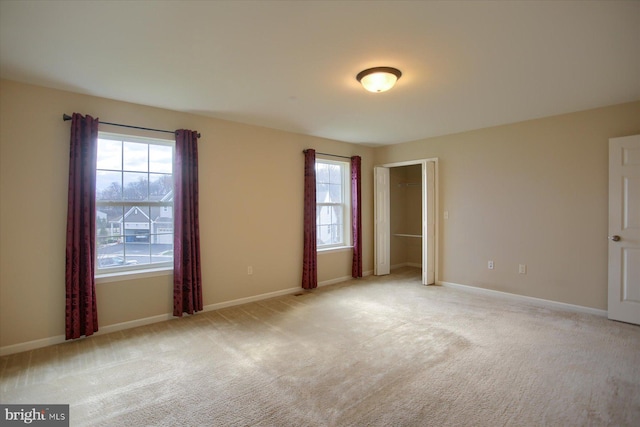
xmin=424 ymin=161 xmax=435 ymax=285
xmin=374 ymin=167 xmax=390 ymax=275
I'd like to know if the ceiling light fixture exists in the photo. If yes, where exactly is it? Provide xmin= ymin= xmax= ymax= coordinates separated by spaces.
xmin=356 ymin=67 xmax=402 ymax=93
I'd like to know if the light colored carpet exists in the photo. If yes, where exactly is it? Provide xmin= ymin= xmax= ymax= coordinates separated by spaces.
xmin=1 ymin=267 xmax=639 ymax=426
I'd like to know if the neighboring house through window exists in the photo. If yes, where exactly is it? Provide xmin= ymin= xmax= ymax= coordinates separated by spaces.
xmin=316 ymin=158 xmax=351 ymax=249
xmin=95 ymin=132 xmax=174 ymax=273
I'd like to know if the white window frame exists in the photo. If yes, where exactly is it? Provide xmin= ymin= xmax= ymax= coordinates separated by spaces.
xmin=316 ymin=158 xmax=352 ymax=251
xmin=95 ymin=132 xmax=175 ymax=278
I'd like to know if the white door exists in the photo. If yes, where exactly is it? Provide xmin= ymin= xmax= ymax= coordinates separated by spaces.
xmin=375 ymin=160 xmax=438 ymax=284
xmin=425 ymin=162 xmax=436 ymax=284
xmin=374 ymin=167 xmax=391 ymax=275
xmin=608 ymin=135 xmax=640 ymax=325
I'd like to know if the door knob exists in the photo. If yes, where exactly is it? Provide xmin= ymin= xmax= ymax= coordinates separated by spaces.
xmin=608 ymin=235 xmax=621 ymax=242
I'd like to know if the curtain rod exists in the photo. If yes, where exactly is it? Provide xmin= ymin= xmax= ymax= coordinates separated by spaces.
xmin=303 ymin=149 xmax=354 ymax=160
xmin=62 ymin=114 xmax=201 ymax=138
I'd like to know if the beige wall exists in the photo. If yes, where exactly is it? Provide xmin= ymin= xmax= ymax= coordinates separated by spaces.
xmin=1 ymin=77 xmax=637 ymax=350
xmin=374 ymin=101 xmax=640 ymax=310
xmin=0 ymin=79 xmax=374 ymax=348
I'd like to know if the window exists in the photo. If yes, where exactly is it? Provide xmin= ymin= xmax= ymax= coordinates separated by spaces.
xmin=95 ymin=132 xmax=174 ymax=274
xmin=316 ymin=159 xmax=351 ymax=249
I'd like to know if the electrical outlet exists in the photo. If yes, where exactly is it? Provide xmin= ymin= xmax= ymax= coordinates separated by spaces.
xmin=488 ymin=260 xmax=494 ymax=270
xmin=519 ymin=264 xmax=527 ymax=274
xmin=248 ymin=266 xmax=253 ymax=275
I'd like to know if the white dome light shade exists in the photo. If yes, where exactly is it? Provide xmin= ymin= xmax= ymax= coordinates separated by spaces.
xmin=356 ymin=67 xmax=402 ymax=93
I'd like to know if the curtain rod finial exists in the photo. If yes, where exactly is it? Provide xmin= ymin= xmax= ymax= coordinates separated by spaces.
xmin=63 ymin=114 xmax=72 ymax=121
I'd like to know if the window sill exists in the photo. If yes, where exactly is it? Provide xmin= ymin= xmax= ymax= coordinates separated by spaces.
xmin=96 ymin=267 xmax=173 ymax=284
xmin=317 ymin=246 xmax=353 ymax=254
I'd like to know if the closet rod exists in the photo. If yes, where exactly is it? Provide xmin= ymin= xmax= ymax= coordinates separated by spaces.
xmin=62 ymin=114 xmax=201 ymax=138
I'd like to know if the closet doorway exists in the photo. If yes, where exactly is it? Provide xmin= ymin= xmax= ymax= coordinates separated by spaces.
xmin=374 ymin=159 xmax=437 ymax=285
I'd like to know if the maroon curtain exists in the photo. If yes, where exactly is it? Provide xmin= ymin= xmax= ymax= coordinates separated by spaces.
xmin=173 ymin=129 xmax=203 ymax=316
xmin=302 ymin=149 xmax=317 ymax=289
xmin=65 ymin=113 xmax=99 ymax=340
xmin=351 ymin=156 xmax=363 ymax=278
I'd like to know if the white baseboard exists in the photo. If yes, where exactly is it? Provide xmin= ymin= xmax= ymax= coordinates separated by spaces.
xmin=0 ymin=312 xmax=180 ymax=357
xmin=391 ymin=262 xmax=421 ymax=270
xmin=0 ymin=271 xmax=376 ymax=356
xmin=0 ymin=311 xmax=176 ymax=357
xmin=202 ymin=287 xmax=301 ymax=312
xmin=318 ymin=269 xmax=374 ymax=287
xmin=99 ymin=313 xmax=176 ymax=334
xmin=438 ymin=281 xmax=608 ymax=317
xmin=318 ymin=276 xmax=351 ymax=287
xmin=0 ymin=335 xmax=66 ymax=357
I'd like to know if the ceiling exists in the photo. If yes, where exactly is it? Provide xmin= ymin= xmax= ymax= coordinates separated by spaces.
xmin=1 ymin=1 xmax=638 ymax=146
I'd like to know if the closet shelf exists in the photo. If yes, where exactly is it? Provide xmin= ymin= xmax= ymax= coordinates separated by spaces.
xmin=393 ymin=233 xmax=422 ymax=238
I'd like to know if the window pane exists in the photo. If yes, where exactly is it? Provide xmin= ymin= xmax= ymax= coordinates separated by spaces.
xmin=96 ymin=236 xmax=125 ymax=269
xmin=152 ymin=233 xmax=173 ymax=245
xmin=103 ymin=205 xmax=124 ymax=226
xmin=154 ymin=205 xmax=173 ymax=225
xmin=123 ymin=205 xmax=150 ymax=241
xmin=97 ymin=204 xmax=124 ymax=239
xmin=331 ymin=205 xmax=343 ymax=225
xmin=123 ymin=172 xmax=148 ymax=201
xmin=317 ymin=224 xmax=342 ymax=246
xmin=97 ymin=255 xmax=128 ymax=269
xmin=123 ymin=204 xmax=151 ymax=266
xmin=151 ymin=244 xmax=173 ymax=262
xmin=317 ymin=205 xmax=333 ymax=226
xmin=97 ymin=139 xmax=122 ymax=170
xmin=316 ymin=183 xmax=329 ymax=203
xmin=149 ymin=173 xmax=172 ymax=199
xmin=151 ymin=239 xmax=173 ymax=263
xmin=96 ymin=171 xmax=122 ymax=201
xmin=328 ymin=183 xmax=342 ymax=203
xmin=149 ymin=144 xmax=173 ymax=173
xmin=151 ymin=205 xmax=173 ymax=260
xmin=317 ymin=224 xmax=330 ymax=246
xmin=316 ymin=162 xmax=329 ymax=183
xmin=129 ymin=242 xmax=151 ymax=266
xmin=123 ymin=141 xmax=148 ymax=172
xmin=330 ymin=225 xmax=343 ymax=245
xmin=328 ymin=164 xmax=342 ymax=184
xmin=97 ymin=212 xmax=118 ymax=243
xmin=96 ymin=235 xmax=117 ymax=250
